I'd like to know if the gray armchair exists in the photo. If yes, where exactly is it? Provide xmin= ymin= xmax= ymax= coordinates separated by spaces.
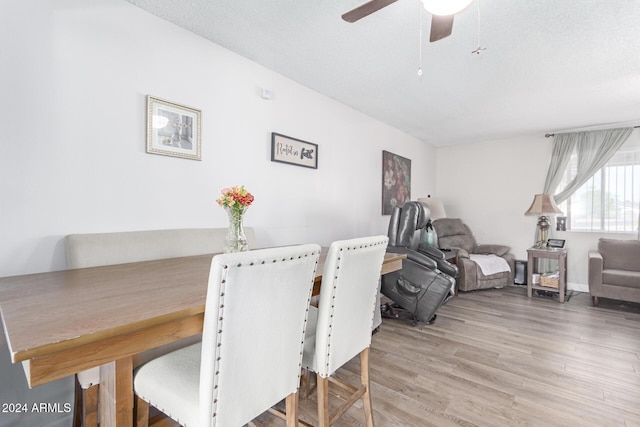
xmin=588 ymin=238 xmax=640 ymax=306
xmin=432 ymin=218 xmax=514 ymax=292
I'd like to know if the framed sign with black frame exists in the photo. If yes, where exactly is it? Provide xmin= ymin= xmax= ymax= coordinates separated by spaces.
xmin=270 ymin=133 xmax=318 ymax=169
xmin=547 ymin=239 xmax=566 ymax=249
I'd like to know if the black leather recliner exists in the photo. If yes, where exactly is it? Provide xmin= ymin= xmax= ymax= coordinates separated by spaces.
xmin=381 ymin=201 xmax=458 ymax=324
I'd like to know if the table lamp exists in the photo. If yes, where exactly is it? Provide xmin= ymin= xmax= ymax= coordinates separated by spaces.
xmin=524 ymin=194 xmax=563 ymax=248
xmin=418 ymin=195 xmax=447 ymax=220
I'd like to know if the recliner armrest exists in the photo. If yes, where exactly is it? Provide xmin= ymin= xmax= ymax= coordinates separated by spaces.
xmin=453 ymin=247 xmax=470 ymax=259
xmin=475 ymin=244 xmax=509 ymax=257
xmin=387 ymin=247 xmax=438 ymax=270
xmin=417 ymin=244 xmax=445 ymax=260
xmin=417 ymin=245 xmax=459 ymax=278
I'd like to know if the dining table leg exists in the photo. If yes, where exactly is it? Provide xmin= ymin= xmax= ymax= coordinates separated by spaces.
xmin=100 ymin=357 xmax=134 ymax=427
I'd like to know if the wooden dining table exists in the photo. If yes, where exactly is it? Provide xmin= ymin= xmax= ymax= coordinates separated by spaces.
xmin=0 ymin=248 xmax=405 ymax=427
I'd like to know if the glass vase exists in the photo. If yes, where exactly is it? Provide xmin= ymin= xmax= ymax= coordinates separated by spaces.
xmin=224 ymin=206 xmax=249 ymax=253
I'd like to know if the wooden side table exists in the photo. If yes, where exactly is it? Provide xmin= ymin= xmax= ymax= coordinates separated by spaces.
xmin=527 ymin=247 xmax=568 ymax=303
xmin=443 ymin=248 xmax=458 ymax=265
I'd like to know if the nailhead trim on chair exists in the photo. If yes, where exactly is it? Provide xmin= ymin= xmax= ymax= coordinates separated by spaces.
xmin=136 ymin=249 xmax=321 ymax=425
xmin=320 ymin=240 xmax=388 ymax=375
xmin=209 ymin=249 xmax=320 ymax=423
xmin=299 ymin=253 xmax=319 ymax=379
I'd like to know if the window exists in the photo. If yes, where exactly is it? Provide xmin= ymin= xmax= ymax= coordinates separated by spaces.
xmin=558 ymin=139 xmax=640 ymax=232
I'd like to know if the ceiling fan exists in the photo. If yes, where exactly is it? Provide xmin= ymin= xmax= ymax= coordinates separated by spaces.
xmin=342 ymin=0 xmax=474 ymax=42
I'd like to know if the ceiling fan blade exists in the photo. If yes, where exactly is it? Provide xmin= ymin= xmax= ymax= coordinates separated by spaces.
xmin=342 ymin=0 xmax=399 ymax=23
xmin=429 ymin=14 xmax=454 ymax=42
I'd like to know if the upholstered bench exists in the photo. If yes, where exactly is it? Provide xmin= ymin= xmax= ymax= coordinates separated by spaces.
xmin=65 ymin=227 xmax=256 ymax=427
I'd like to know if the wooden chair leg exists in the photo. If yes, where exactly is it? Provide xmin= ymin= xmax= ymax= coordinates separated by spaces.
xmin=300 ymin=368 xmax=317 ymax=399
xmin=134 ymin=395 xmax=150 ymax=427
xmin=300 ymin=368 xmax=310 ymax=399
xmin=84 ymin=384 xmax=99 ymax=427
xmin=285 ymin=391 xmax=299 ymax=427
xmin=73 ymin=376 xmax=83 ymax=427
xmin=314 ymin=349 xmax=375 ymax=427
xmin=72 ymin=377 xmax=99 ymax=427
xmin=317 ymin=376 xmax=331 ymax=427
xmin=360 ymin=348 xmax=374 ymax=427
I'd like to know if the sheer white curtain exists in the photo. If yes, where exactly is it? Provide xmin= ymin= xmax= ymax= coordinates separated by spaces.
xmin=544 ymin=127 xmax=633 ymax=203
xmin=542 ymin=133 xmax=577 ymax=196
xmin=536 ymin=128 xmax=635 ymax=270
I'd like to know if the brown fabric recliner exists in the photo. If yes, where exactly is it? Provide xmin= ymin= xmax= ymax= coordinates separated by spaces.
xmin=432 ymin=218 xmax=514 ymax=292
xmin=588 ymin=238 xmax=640 ymax=306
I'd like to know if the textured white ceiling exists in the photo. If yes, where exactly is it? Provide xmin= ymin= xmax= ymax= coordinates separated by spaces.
xmin=126 ymin=0 xmax=640 ymax=146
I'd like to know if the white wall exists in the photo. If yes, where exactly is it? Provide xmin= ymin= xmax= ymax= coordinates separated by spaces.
xmin=0 ymin=1 xmax=436 ymax=426
xmin=436 ymin=136 xmax=549 ymax=260
xmin=436 ymin=134 xmax=639 ymax=290
xmin=0 ymin=0 xmax=436 ymax=279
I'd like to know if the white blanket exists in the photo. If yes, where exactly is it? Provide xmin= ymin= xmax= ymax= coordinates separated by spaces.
xmin=469 ymin=254 xmax=510 ymax=276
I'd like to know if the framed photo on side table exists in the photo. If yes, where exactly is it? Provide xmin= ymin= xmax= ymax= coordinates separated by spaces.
xmin=146 ymin=96 xmax=202 ymax=160
xmin=547 ymin=239 xmax=566 ymax=249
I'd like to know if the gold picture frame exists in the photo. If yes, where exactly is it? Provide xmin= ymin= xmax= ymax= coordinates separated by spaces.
xmin=146 ymin=96 xmax=202 ymax=160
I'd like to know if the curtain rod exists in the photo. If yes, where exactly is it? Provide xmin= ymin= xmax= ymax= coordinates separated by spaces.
xmin=545 ymin=125 xmax=640 ymax=138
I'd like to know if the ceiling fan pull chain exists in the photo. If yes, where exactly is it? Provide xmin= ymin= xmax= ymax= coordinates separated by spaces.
xmin=472 ymin=0 xmax=486 ymax=55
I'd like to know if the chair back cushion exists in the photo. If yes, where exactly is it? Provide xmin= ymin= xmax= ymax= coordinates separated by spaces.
xmin=599 ymin=238 xmax=640 ymax=272
xmin=432 ymin=218 xmax=476 ymax=253
xmin=200 ymin=245 xmax=320 ymax=427
xmin=65 ymin=228 xmax=256 ymax=268
xmin=388 ymin=202 xmax=430 ymax=250
xmin=387 ymin=205 xmax=402 ymax=247
xmin=311 ymin=236 xmax=388 ymax=377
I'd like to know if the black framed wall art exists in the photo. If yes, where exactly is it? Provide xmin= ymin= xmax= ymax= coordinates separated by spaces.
xmin=270 ymin=133 xmax=318 ymax=169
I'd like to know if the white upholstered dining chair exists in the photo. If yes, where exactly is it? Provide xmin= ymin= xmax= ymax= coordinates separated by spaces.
xmin=133 ymin=244 xmax=321 ymax=427
xmin=302 ymin=236 xmax=388 ymax=427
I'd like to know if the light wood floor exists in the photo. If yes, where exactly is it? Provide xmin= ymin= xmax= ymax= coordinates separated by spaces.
xmin=255 ymin=285 xmax=640 ymax=427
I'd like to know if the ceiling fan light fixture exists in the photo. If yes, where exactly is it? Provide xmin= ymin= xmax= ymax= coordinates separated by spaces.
xmin=420 ymin=0 xmax=474 ymax=16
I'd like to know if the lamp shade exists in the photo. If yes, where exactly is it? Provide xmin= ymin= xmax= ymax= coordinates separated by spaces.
xmin=524 ymin=194 xmax=563 ymax=216
xmin=418 ymin=196 xmax=447 ymax=220
xmin=420 ymin=0 xmax=474 ymax=16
